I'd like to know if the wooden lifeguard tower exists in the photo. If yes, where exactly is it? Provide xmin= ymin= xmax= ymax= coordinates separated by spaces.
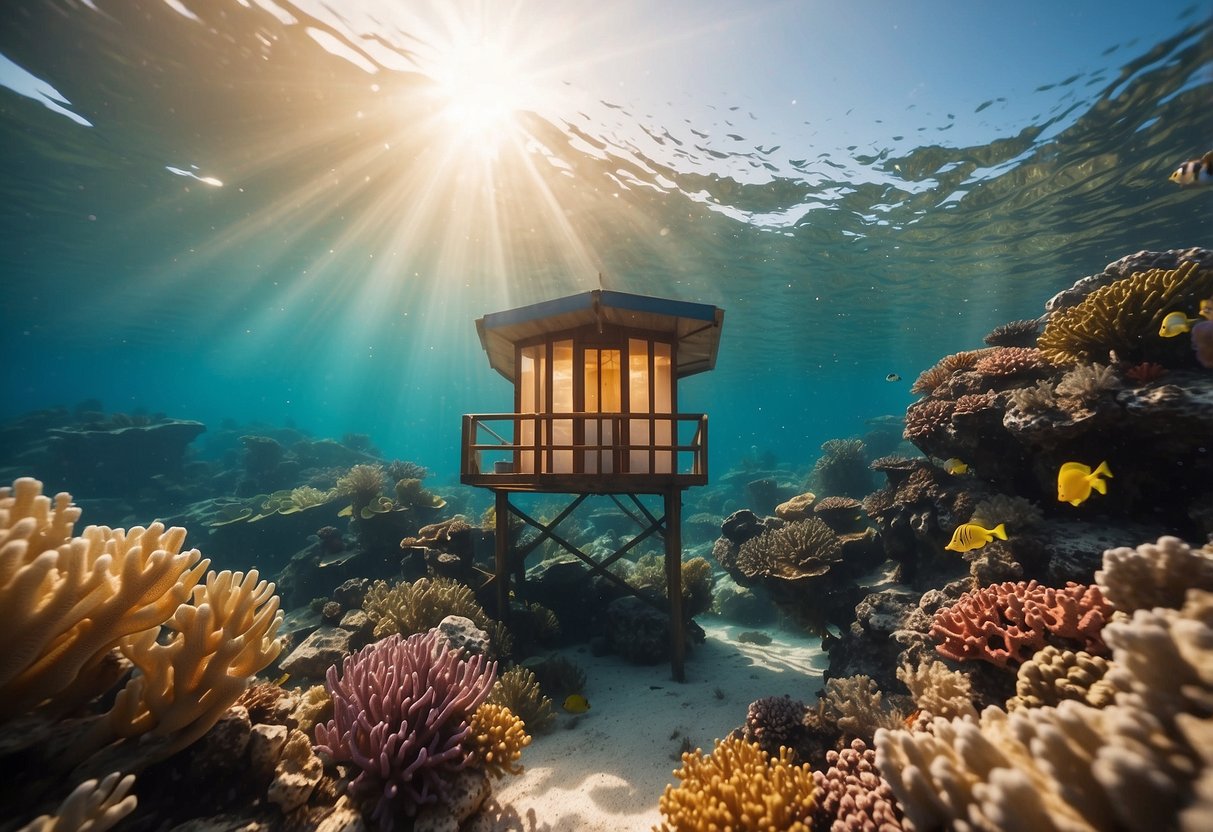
xmin=461 ymin=290 xmax=724 ymax=680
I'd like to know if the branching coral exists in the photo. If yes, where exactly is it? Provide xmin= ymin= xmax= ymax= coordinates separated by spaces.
xmin=818 ymin=675 xmax=907 ymax=742
xmin=903 ymin=399 xmax=954 ymax=443
xmin=1006 ymin=645 xmax=1113 ymax=710
xmin=19 ymin=771 xmax=137 ymax=832
xmin=1037 ymin=260 xmax=1213 ymax=365
xmin=1054 ymin=362 xmax=1121 ymax=402
xmin=810 ymin=739 xmax=908 ymax=832
xmin=1095 ymin=535 xmax=1213 ymax=613
xmin=930 ymin=580 xmax=1113 ymax=668
xmin=656 ymin=736 xmax=815 ymax=832
xmin=363 ymin=577 xmax=511 ymax=656
xmin=93 ymin=568 xmax=284 ymax=755
xmin=313 ymin=629 xmax=497 ymax=827
xmin=0 ymin=477 xmax=210 ymax=716
xmin=486 ymin=666 xmax=556 ymax=734
xmin=973 ymin=346 xmax=1047 ymax=378
xmin=736 ymin=518 xmax=842 ymax=584
xmin=467 ymin=703 xmax=531 ymax=778
xmin=896 ymin=659 xmax=978 ymax=721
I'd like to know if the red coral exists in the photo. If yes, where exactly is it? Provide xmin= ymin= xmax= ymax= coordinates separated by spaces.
xmin=973 ymin=346 xmax=1047 ymax=377
xmin=903 ymin=400 xmax=954 ymax=442
xmin=1123 ymin=361 xmax=1167 ymax=384
xmin=929 ymin=580 xmax=1112 ymax=668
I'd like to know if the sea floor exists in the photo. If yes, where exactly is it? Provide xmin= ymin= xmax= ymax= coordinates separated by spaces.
xmin=482 ymin=619 xmax=827 ymax=831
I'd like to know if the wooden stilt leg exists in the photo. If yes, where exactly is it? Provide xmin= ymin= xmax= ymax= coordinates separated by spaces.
xmin=665 ymin=488 xmax=686 ymax=682
xmin=495 ymin=490 xmax=510 ymax=622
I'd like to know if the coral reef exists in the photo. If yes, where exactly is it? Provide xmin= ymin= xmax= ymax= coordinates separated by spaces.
xmin=972 ymin=346 xmax=1047 ymax=378
xmin=362 ymin=577 xmax=511 ymax=656
xmin=656 ymin=736 xmax=816 ymax=832
xmin=741 ymin=694 xmax=807 ymax=759
xmin=313 ymin=629 xmax=497 ymax=826
xmin=19 ymin=772 xmax=137 ymax=832
xmin=467 ymin=703 xmax=531 ymax=778
xmin=1038 ymin=259 xmax=1213 ymax=366
xmin=810 ymin=739 xmax=907 ymax=832
xmin=486 ymin=666 xmax=556 ymax=734
xmin=983 ymin=319 xmax=1041 ymax=347
xmin=930 ymin=580 xmax=1112 ymax=668
xmin=1005 ymin=645 xmax=1113 ymax=710
xmin=1095 ymin=534 xmax=1213 ymax=613
xmin=817 ymin=675 xmax=907 ymax=743
xmin=896 ymin=658 xmax=978 ymax=721
xmin=735 ymin=518 xmax=843 ymax=584
xmin=808 ymin=438 xmax=875 ymax=499
xmin=334 ymin=464 xmax=386 ymax=515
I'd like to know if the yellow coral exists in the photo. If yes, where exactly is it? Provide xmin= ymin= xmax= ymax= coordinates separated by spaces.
xmin=0 ymin=477 xmax=210 ymax=715
xmin=335 ymin=464 xmax=385 ymax=513
xmin=468 ymin=703 xmax=531 ymax=777
xmin=363 ymin=577 xmax=512 ymax=655
xmin=486 ymin=666 xmax=556 ymax=734
xmin=1037 ymin=261 xmax=1213 ymax=365
xmin=656 ymin=736 xmax=815 ymax=832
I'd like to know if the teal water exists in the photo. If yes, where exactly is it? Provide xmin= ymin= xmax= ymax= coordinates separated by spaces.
xmin=1 ymin=0 xmax=1211 ymax=478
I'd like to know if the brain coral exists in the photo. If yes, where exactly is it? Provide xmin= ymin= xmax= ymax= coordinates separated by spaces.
xmin=1037 ymin=260 xmax=1213 ymax=365
xmin=930 ymin=580 xmax=1113 ymax=668
xmin=657 ymin=736 xmax=815 ymax=832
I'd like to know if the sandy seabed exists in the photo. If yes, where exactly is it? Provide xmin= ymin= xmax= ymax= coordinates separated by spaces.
xmin=482 ymin=619 xmax=827 ymax=831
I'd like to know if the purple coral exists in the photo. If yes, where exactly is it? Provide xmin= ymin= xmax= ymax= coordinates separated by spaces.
xmin=314 ymin=630 xmax=497 ymax=829
xmin=743 ymin=694 xmax=807 ymax=757
xmin=811 ymin=738 xmax=908 ymax=832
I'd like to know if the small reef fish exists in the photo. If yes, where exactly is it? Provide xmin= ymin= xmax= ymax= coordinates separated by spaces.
xmin=1201 ymin=298 xmax=1213 ymax=320
xmin=1169 ymin=151 xmax=1213 ymax=186
xmin=943 ymin=458 xmax=969 ymax=475
xmin=273 ymin=672 xmax=290 ymax=687
xmin=1159 ymin=310 xmax=1200 ymax=337
xmin=885 ymin=373 xmax=901 ymax=382
xmin=562 ymin=693 xmax=591 ymax=714
xmin=944 ymin=522 xmax=1007 ymax=552
xmin=1057 ymin=460 xmax=1112 ymax=506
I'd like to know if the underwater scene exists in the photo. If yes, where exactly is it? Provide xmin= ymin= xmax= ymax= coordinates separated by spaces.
xmin=2 ymin=1 xmax=1213 ymax=829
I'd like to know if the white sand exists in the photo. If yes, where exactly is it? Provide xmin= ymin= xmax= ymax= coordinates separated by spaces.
xmin=482 ymin=619 xmax=827 ymax=831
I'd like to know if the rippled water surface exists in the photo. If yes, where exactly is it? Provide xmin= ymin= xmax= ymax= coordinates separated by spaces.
xmin=1 ymin=0 xmax=1210 ymax=469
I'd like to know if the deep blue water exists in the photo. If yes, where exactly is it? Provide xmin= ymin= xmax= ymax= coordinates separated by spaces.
xmin=1 ymin=0 xmax=1211 ymax=485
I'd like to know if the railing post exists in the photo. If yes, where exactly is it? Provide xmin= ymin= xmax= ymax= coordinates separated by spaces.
xmin=665 ymin=486 xmax=685 ymax=682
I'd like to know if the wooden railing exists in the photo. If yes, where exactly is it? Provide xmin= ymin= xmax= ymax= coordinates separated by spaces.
xmin=461 ymin=412 xmax=707 ymax=491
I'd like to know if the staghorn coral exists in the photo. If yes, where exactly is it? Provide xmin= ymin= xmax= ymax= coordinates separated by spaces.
xmin=1095 ymin=535 xmax=1213 ymax=613
xmin=486 ymin=666 xmax=556 ymax=734
xmin=742 ymin=694 xmax=807 ymax=759
xmin=896 ymin=659 xmax=978 ymax=721
xmin=0 ymin=477 xmax=210 ymax=716
xmin=1053 ymin=362 xmax=1121 ymax=402
xmin=656 ymin=736 xmax=815 ymax=832
xmin=818 ymin=675 xmax=907 ymax=742
xmin=736 ymin=518 xmax=842 ymax=584
xmin=467 ymin=703 xmax=531 ymax=778
xmin=972 ymin=346 xmax=1047 ymax=378
xmin=903 ymin=399 xmax=953 ymax=443
xmin=19 ymin=772 xmax=137 ymax=832
xmin=930 ymin=580 xmax=1113 ymax=668
xmin=313 ymin=629 xmax=497 ymax=827
xmin=1037 ymin=260 xmax=1213 ymax=365
xmin=1006 ymin=645 xmax=1113 ymax=710
xmin=810 ymin=738 xmax=908 ymax=832
xmin=984 ymin=319 xmax=1041 ymax=347
xmin=363 ymin=577 xmax=511 ymax=656
xmin=91 ymin=567 xmax=284 ymax=756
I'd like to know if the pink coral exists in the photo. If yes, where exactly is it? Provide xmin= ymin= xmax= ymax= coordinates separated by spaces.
xmin=314 ymin=629 xmax=497 ymax=828
xmin=973 ymin=346 xmax=1046 ymax=377
xmin=811 ymin=738 xmax=908 ymax=832
xmin=929 ymin=580 xmax=1113 ymax=668
xmin=903 ymin=400 xmax=954 ymax=442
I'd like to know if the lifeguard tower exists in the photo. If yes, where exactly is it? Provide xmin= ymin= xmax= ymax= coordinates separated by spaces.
xmin=461 ymin=290 xmax=724 ymax=680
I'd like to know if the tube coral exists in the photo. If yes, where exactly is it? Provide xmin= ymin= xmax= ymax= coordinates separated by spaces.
xmin=313 ymin=629 xmax=497 ymax=828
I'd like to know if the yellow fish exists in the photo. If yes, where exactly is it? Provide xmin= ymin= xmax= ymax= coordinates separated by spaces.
xmin=1169 ymin=151 xmax=1213 ymax=186
xmin=945 ymin=522 xmax=1007 ymax=553
xmin=562 ymin=694 xmax=591 ymax=714
xmin=1057 ymin=460 xmax=1112 ymax=507
xmin=943 ymin=458 xmax=969 ymax=475
xmin=1159 ymin=310 xmax=1200 ymax=337
xmin=273 ymin=672 xmax=290 ymax=687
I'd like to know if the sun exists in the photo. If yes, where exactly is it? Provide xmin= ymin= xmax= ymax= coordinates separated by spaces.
xmin=426 ymin=39 xmax=532 ymax=149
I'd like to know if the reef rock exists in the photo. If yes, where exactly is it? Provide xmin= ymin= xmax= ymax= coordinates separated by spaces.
xmin=278 ymin=626 xmax=354 ymax=680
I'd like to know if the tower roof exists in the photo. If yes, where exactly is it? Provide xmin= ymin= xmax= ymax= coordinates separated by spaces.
xmin=475 ymin=290 xmax=724 ymax=382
